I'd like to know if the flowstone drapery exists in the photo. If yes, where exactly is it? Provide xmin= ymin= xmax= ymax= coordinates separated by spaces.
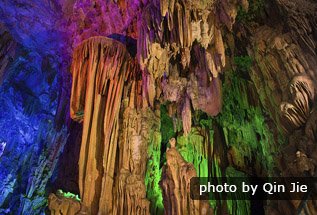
xmin=69 ymin=36 xmax=132 ymax=214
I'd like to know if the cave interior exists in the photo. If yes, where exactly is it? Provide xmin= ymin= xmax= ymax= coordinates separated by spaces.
xmin=0 ymin=0 xmax=317 ymax=214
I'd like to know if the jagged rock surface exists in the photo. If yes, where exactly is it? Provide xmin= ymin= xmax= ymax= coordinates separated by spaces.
xmin=0 ymin=24 xmax=16 ymax=83
xmin=48 ymin=193 xmax=87 ymax=215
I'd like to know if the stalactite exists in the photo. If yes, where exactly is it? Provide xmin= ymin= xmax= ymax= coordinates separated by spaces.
xmin=69 ymin=36 xmax=161 ymax=214
xmin=137 ymin=0 xmax=244 ymax=75
xmin=69 ymin=36 xmax=131 ymax=214
xmin=188 ymin=45 xmax=222 ymax=116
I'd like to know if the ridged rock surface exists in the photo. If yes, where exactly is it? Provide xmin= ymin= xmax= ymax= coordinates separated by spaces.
xmin=70 ymin=36 xmax=132 ymax=214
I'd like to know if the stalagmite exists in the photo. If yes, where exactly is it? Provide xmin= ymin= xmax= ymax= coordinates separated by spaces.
xmin=48 ymin=192 xmax=87 ymax=215
xmin=160 ymin=138 xmax=213 ymax=215
xmin=112 ymin=77 xmax=160 ymax=215
xmin=70 ymin=36 xmax=131 ymax=214
xmin=182 ymin=96 xmax=192 ymax=136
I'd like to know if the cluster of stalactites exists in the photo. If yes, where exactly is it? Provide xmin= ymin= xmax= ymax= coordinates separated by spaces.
xmin=280 ymin=75 xmax=316 ymax=131
xmin=137 ymin=0 xmax=247 ymax=135
xmin=70 ymin=36 xmax=133 ymax=122
xmin=138 ymin=0 xmax=249 ymax=74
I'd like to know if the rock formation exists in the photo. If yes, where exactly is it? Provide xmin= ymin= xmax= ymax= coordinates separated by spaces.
xmin=160 ymin=138 xmax=213 ymax=215
xmin=70 ymin=36 xmax=132 ymax=214
xmin=59 ymin=0 xmax=317 ymax=214
xmin=63 ymin=1 xmax=246 ymax=213
xmin=0 ymin=24 xmax=16 ymax=83
xmin=113 ymin=105 xmax=159 ymax=215
xmin=48 ymin=191 xmax=87 ymax=215
xmin=137 ymin=0 xmax=242 ymax=129
xmin=240 ymin=1 xmax=317 ymax=214
xmin=1 ymin=0 xmax=317 ymax=214
xmin=280 ymin=75 xmax=315 ymax=131
xmin=68 ymin=35 xmax=161 ymax=214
